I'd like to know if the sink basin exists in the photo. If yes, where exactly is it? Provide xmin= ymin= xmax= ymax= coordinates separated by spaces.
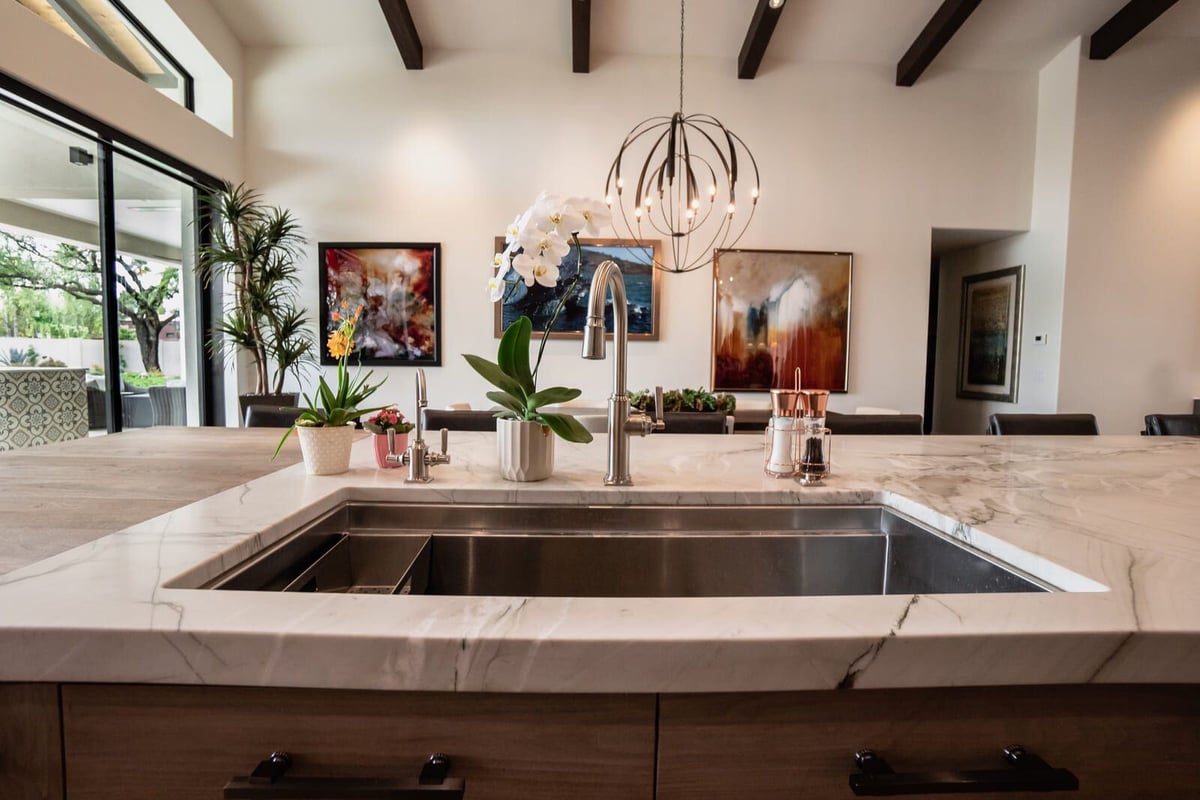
xmin=196 ymin=504 xmax=1055 ymax=597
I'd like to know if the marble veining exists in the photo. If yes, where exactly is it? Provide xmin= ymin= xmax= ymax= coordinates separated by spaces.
xmin=0 ymin=432 xmax=1198 ymax=692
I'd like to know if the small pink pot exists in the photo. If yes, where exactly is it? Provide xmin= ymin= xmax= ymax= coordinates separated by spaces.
xmin=373 ymin=432 xmax=408 ymax=469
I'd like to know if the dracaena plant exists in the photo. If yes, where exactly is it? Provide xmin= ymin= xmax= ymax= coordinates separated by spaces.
xmin=465 ymin=192 xmax=612 ymax=444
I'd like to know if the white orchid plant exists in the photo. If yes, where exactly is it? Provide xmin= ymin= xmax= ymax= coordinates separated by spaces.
xmin=465 ymin=193 xmax=612 ymax=444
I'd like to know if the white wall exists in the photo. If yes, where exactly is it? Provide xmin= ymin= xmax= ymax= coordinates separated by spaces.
xmin=243 ymin=45 xmax=1036 ymax=420
xmin=1057 ymin=38 xmax=1200 ymax=432
xmin=932 ymin=40 xmax=1080 ymax=434
xmin=0 ymin=0 xmax=241 ymax=180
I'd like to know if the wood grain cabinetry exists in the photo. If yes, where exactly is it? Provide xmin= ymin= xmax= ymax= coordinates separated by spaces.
xmin=0 ymin=683 xmax=63 ymax=800
xmin=8 ymin=682 xmax=1199 ymax=799
xmin=657 ymin=685 xmax=1200 ymax=799
xmin=61 ymin=685 xmax=655 ymax=800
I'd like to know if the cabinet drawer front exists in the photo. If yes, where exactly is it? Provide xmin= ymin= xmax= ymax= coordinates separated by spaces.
xmin=0 ymin=684 xmax=63 ymax=800
xmin=658 ymin=685 xmax=1200 ymax=800
xmin=63 ymin=685 xmax=655 ymax=800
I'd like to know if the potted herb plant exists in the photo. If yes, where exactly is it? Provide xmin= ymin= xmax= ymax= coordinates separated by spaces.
xmin=274 ymin=304 xmax=387 ymax=475
xmin=465 ymin=193 xmax=606 ymax=481
xmin=198 ymin=182 xmax=315 ymax=421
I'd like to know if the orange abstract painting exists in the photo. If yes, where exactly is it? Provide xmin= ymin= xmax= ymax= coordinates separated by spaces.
xmin=712 ymin=249 xmax=852 ymax=392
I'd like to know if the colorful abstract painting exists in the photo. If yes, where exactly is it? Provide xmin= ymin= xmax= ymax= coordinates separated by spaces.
xmin=957 ymin=265 xmax=1023 ymax=402
xmin=318 ymin=243 xmax=440 ymax=366
xmin=712 ymin=249 xmax=852 ymax=392
xmin=493 ymin=237 xmax=660 ymax=340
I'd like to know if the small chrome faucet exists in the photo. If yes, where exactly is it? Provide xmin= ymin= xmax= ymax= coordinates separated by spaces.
xmin=582 ymin=260 xmax=665 ymax=486
xmin=386 ymin=368 xmax=450 ymax=483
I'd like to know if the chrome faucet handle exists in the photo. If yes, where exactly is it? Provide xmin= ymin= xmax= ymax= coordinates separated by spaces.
xmin=651 ymin=385 xmax=666 ymax=432
xmin=427 ymin=427 xmax=451 ymax=466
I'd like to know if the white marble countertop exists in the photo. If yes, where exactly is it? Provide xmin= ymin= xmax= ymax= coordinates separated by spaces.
xmin=1 ymin=432 xmax=1198 ymax=693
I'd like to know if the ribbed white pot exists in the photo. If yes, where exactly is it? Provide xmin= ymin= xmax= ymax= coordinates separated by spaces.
xmin=296 ymin=424 xmax=356 ymax=476
xmin=497 ymin=418 xmax=555 ymax=482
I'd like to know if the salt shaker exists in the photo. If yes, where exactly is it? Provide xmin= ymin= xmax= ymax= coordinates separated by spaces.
xmin=764 ymin=387 xmax=802 ymax=477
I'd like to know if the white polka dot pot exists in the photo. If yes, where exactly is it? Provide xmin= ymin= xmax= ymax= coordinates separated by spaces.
xmin=296 ymin=424 xmax=356 ymax=475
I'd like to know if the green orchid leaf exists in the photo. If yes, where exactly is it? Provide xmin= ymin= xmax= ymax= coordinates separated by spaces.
xmin=538 ymin=412 xmax=594 ymax=444
xmin=486 ymin=390 xmax=527 ymax=418
xmin=497 ymin=316 xmax=535 ymax=395
xmin=526 ymin=385 xmax=582 ymax=412
xmin=464 ymin=354 xmax=526 ymax=399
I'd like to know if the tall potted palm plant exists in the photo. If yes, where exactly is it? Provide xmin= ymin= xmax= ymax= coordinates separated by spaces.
xmin=198 ymin=182 xmax=315 ymax=420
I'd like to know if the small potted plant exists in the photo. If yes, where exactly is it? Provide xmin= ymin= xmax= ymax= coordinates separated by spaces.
xmin=465 ymin=193 xmax=607 ymax=481
xmin=274 ymin=303 xmax=386 ymax=475
xmin=363 ymin=407 xmax=414 ymax=469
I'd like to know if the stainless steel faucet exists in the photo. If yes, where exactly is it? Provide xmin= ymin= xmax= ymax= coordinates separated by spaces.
xmin=582 ymin=260 xmax=665 ymax=486
xmin=385 ymin=368 xmax=450 ymax=483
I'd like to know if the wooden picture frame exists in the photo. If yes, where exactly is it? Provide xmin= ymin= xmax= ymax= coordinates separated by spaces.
xmin=318 ymin=242 xmax=441 ymax=366
xmin=493 ymin=237 xmax=661 ymax=340
xmin=957 ymin=265 xmax=1024 ymax=402
xmin=711 ymin=248 xmax=853 ymax=393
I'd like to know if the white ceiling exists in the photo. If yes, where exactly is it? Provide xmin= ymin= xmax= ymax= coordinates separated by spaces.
xmin=210 ymin=0 xmax=1200 ymax=73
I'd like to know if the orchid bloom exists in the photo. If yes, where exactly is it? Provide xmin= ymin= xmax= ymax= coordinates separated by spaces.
xmin=531 ymin=192 xmax=585 ymax=239
xmin=518 ymin=227 xmax=570 ymax=262
xmin=569 ymin=196 xmax=612 ymax=237
xmin=513 ymin=251 xmax=560 ymax=287
xmin=487 ymin=274 xmax=506 ymax=301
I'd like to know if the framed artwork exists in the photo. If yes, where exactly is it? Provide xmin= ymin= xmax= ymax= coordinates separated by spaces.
xmin=712 ymin=249 xmax=852 ymax=393
xmin=318 ymin=242 xmax=441 ymax=366
xmin=956 ymin=265 xmax=1024 ymax=402
xmin=493 ymin=237 xmax=661 ymax=340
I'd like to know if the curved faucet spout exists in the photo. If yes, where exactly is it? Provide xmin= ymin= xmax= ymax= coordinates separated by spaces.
xmin=581 ymin=260 xmax=627 ymax=394
xmin=581 ymin=260 xmax=657 ymax=486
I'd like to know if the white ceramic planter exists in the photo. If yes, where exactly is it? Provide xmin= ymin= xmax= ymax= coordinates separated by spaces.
xmin=296 ymin=424 xmax=356 ymax=475
xmin=497 ymin=418 xmax=555 ymax=482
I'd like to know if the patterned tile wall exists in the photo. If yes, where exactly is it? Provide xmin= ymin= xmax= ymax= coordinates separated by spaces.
xmin=0 ymin=368 xmax=89 ymax=451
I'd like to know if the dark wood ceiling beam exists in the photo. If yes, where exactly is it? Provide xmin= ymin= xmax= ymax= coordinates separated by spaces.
xmin=895 ymin=0 xmax=983 ymax=87
xmin=379 ymin=0 xmax=423 ymax=70
xmin=1089 ymin=0 xmax=1178 ymax=60
xmin=738 ymin=0 xmax=787 ymax=80
xmin=572 ymin=0 xmax=591 ymax=73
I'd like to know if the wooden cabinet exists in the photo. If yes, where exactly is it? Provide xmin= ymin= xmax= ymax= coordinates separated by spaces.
xmin=657 ymin=685 xmax=1200 ymax=799
xmin=60 ymin=685 xmax=655 ymax=800
xmin=7 ymin=682 xmax=1198 ymax=799
xmin=0 ymin=683 xmax=63 ymax=800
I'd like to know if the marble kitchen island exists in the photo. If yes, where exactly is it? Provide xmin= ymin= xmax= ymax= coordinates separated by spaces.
xmin=1 ymin=431 xmax=1198 ymax=799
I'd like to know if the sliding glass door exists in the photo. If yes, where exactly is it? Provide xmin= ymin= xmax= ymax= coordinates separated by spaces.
xmin=0 ymin=99 xmax=114 ymax=437
xmin=0 ymin=87 xmax=217 ymax=440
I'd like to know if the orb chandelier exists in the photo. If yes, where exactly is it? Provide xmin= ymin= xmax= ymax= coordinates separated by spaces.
xmin=604 ymin=0 xmax=761 ymax=274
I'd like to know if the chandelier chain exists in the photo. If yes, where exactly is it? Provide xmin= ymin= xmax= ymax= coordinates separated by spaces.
xmin=678 ymin=0 xmax=685 ymax=116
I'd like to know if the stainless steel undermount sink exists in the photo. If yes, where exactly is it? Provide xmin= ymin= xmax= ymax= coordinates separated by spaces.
xmin=194 ymin=504 xmax=1057 ymax=597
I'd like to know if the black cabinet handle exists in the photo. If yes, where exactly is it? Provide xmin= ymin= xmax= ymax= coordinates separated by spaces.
xmin=849 ymin=745 xmax=1079 ymax=795
xmin=224 ymin=752 xmax=465 ymax=798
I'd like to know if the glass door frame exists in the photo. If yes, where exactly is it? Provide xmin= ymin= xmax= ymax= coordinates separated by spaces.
xmin=0 ymin=69 xmax=224 ymax=430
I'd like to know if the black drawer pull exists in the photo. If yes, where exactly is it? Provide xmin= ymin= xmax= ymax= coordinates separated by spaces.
xmin=849 ymin=746 xmax=1079 ymax=795
xmin=224 ymin=752 xmax=465 ymax=798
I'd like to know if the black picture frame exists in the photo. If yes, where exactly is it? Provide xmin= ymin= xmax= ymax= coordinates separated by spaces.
xmin=956 ymin=264 xmax=1024 ymax=402
xmin=318 ymin=242 xmax=441 ymax=367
